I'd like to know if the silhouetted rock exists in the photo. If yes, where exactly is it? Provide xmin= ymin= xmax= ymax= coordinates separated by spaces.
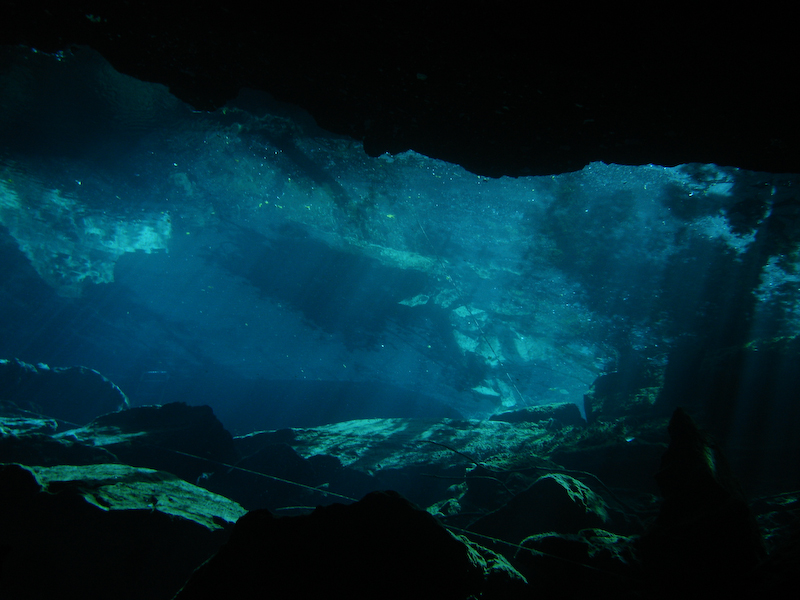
xmin=175 ymin=490 xmax=528 ymax=600
xmin=470 ymin=473 xmax=610 ymax=545
xmin=516 ymin=528 xmax=639 ymax=598
xmin=0 ymin=462 xmax=242 ymax=600
xmin=0 ymin=357 xmax=129 ymax=425
xmin=74 ymin=402 xmax=238 ymax=484
xmin=583 ymin=359 xmax=666 ymax=424
xmin=638 ymin=408 xmax=767 ymax=595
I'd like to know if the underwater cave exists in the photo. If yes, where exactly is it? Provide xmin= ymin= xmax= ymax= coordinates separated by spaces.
xmin=1 ymin=5 xmax=799 ymax=599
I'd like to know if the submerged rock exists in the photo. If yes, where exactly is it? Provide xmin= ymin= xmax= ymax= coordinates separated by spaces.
xmin=0 ymin=462 xmax=243 ymax=600
xmin=583 ymin=359 xmax=666 ymax=424
xmin=0 ymin=357 xmax=129 ymax=425
xmin=2 ymin=397 xmax=797 ymax=598
xmin=175 ymin=490 xmax=528 ymax=600
xmin=470 ymin=473 xmax=610 ymax=545
xmin=490 ymin=401 xmax=585 ymax=427
xmin=638 ymin=408 xmax=767 ymax=595
xmin=68 ymin=402 xmax=239 ymax=485
xmin=516 ymin=528 xmax=639 ymax=597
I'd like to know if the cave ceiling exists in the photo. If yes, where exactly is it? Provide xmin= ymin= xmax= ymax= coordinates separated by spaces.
xmin=3 ymin=2 xmax=798 ymax=178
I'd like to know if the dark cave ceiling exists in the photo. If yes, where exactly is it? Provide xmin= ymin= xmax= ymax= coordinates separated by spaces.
xmin=3 ymin=2 xmax=798 ymax=178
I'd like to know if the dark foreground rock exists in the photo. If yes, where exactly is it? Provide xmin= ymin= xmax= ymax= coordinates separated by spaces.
xmin=637 ymin=408 xmax=767 ymax=596
xmin=2 ymin=393 xmax=799 ymax=599
xmin=517 ymin=529 xmax=639 ymax=598
xmin=175 ymin=490 xmax=528 ymax=600
xmin=70 ymin=402 xmax=239 ymax=487
xmin=0 ymin=462 xmax=244 ymax=600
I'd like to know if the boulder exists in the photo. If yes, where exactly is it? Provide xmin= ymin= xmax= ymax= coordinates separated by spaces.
xmin=637 ymin=408 xmax=767 ymax=595
xmin=470 ymin=473 xmax=609 ymax=545
xmin=0 ymin=462 xmax=244 ymax=599
xmin=516 ymin=528 xmax=639 ymax=597
xmin=175 ymin=490 xmax=528 ymax=600
xmin=68 ymin=402 xmax=238 ymax=486
xmin=0 ymin=357 xmax=129 ymax=425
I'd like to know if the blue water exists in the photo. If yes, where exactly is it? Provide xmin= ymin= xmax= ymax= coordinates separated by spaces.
xmin=1 ymin=45 xmax=798 ymax=452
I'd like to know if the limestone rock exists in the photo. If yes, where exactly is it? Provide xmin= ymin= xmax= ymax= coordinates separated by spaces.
xmin=175 ymin=490 xmax=528 ymax=600
xmin=637 ymin=408 xmax=767 ymax=594
xmin=490 ymin=401 xmax=584 ymax=427
xmin=470 ymin=473 xmax=610 ymax=545
xmin=0 ymin=462 xmax=244 ymax=599
xmin=0 ymin=357 xmax=129 ymax=425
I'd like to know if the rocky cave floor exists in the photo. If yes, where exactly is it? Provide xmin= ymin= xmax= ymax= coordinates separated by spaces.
xmin=1 ymin=363 xmax=799 ymax=599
